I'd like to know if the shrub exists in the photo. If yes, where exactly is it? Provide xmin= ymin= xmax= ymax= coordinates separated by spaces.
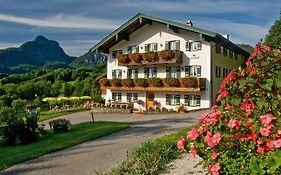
xmin=148 ymin=78 xmax=163 ymax=87
xmin=99 ymin=78 xmax=110 ymax=86
xmin=117 ymin=54 xmax=130 ymax=64
xmin=109 ymin=79 xmax=122 ymax=87
xmin=180 ymin=77 xmax=198 ymax=88
xmin=159 ymin=50 xmax=174 ymax=60
xmin=49 ymin=118 xmax=71 ymax=133
xmin=121 ymin=79 xmax=134 ymax=87
xmin=177 ymin=105 xmax=186 ymax=113
xmin=142 ymin=51 xmax=158 ymax=62
xmin=164 ymin=77 xmax=180 ymax=87
xmin=134 ymin=78 xmax=149 ymax=87
xmin=128 ymin=53 xmax=142 ymax=63
xmin=161 ymin=107 xmax=168 ymax=112
xmin=178 ymin=45 xmax=281 ymax=174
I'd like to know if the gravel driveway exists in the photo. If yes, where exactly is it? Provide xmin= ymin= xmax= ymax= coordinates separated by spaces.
xmin=0 ymin=110 xmax=208 ymax=175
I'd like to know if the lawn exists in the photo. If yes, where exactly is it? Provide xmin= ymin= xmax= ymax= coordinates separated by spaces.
xmin=38 ymin=107 xmax=90 ymax=121
xmin=0 ymin=121 xmax=130 ymax=170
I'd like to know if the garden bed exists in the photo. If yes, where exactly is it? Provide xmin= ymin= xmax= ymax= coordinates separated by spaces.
xmin=91 ymin=107 xmax=132 ymax=114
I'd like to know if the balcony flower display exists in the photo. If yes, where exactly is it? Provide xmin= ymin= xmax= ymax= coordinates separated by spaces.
xmin=142 ymin=51 xmax=158 ymax=62
xmin=134 ymin=78 xmax=149 ymax=87
xmin=128 ymin=53 xmax=142 ymax=63
xmin=159 ymin=49 xmax=174 ymax=60
xmin=117 ymin=53 xmax=130 ymax=64
xmin=164 ymin=77 xmax=180 ymax=87
xmin=180 ymin=77 xmax=198 ymax=88
xmin=99 ymin=78 xmax=110 ymax=86
xmin=109 ymin=79 xmax=122 ymax=87
xmin=121 ymin=78 xmax=134 ymax=87
xmin=148 ymin=78 xmax=163 ymax=87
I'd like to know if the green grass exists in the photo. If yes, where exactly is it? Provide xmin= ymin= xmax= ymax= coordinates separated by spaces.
xmin=107 ymin=126 xmax=194 ymax=175
xmin=38 ymin=108 xmax=90 ymax=121
xmin=0 ymin=121 xmax=130 ymax=170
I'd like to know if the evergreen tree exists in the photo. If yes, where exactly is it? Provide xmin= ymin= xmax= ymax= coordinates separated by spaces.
xmin=264 ymin=16 xmax=281 ymax=49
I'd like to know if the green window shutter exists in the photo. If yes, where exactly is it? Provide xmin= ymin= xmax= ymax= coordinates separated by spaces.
xmin=165 ymin=41 xmax=169 ymax=50
xmin=176 ymin=67 xmax=181 ymax=78
xmin=197 ymin=66 xmax=201 ymax=77
xmin=154 ymin=43 xmax=158 ymax=51
xmin=127 ymin=69 xmax=131 ymax=78
xmin=112 ymin=51 xmax=116 ymax=58
xmin=136 ymin=46 xmax=139 ymax=53
xmin=185 ymin=42 xmax=190 ymax=51
xmin=112 ymin=93 xmax=116 ymax=102
xmin=135 ymin=69 xmax=138 ymax=79
xmin=144 ymin=68 xmax=148 ymax=78
xmin=176 ymin=40 xmax=180 ymax=50
xmin=153 ymin=67 xmax=157 ymax=77
xmin=144 ymin=44 xmax=148 ymax=52
xmin=197 ymin=41 xmax=202 ymax=50
xmin=196 ymin=95 xmax=201 ymax=106
xmin=134 ymin=93 xmax=138 ymax=101
xmin=166 ymin=67 xmax=171 ymax=77
xmin=176 ymin=95 xmax=180 ymax=105
xmin=184 ymin=95 xmax=189 ymax=106
xmin=166 ymin=94 xmax=170 ymax=105
xmin=112 ymin=70 xmax=116 ymax=78
xmin=127 ymin=46 xmax=132 ymax=53
xmin=127 ymin=93 xmax=131 ymax=102
xmin=118 ymin=70 xmax=122 ymax=78
xmin=185 ymin=66 xmax=190 ymax=77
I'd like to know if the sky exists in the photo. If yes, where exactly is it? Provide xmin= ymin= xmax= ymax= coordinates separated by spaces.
xmin=0 ymin=0 xmax=280 ymax=57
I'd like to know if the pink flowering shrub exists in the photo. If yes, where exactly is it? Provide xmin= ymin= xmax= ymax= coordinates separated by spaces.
xmin=177 ymin=45 xmax=281 ymax=174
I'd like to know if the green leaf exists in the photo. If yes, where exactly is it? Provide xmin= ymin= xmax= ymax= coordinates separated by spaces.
xmin=274 ymin=72 xmax=281 ymax=88
xmin=260 ymin=79 xmax=273 ymax=91
xmin=249 ymin=159 xmax=266 ymax=175
xmin=256 ymin=98 xmax=268 ymax=110
xmin=230 ymin=98 xmax=241 ymax=106
xmin=239 ymin=79 xmax=246 ymax=89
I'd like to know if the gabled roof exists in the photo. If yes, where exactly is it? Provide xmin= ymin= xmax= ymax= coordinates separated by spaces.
xmin=91 ymin=13 xmax=249 ymax=57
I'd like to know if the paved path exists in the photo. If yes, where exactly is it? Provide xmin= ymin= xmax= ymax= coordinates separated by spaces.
xmin=1 ymin=110 xmax=208 ymax=175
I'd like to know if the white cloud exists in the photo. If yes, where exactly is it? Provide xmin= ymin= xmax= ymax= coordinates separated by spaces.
xmin=0 ymin=42 xmax=21 ymax=49
xmin=0 ymin=13 xmax=121 ymax=30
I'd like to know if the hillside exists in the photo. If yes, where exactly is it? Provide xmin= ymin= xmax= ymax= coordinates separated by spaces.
xmin=70 ymin=51 xmax=107 ymax=68
xmin=0 ymin=36 xmax=74 ymax=73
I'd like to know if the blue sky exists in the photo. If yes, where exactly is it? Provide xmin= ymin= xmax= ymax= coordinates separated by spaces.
xmin=0 ymin=0 xmax=280 ymax=56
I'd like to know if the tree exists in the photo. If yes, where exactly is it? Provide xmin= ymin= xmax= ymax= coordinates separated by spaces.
xmin=264 ymin=16 xmax=281 ymax=49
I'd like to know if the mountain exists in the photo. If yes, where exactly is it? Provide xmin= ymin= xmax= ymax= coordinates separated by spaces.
xmin=0 ymin=36 xmax=74 ymax=73
xmin=70 ymin=50 xmax=107 ymax=68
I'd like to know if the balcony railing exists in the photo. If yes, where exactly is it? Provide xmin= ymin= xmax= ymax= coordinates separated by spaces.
xmin=117 ymin=50 xmax=182 ymax=66
xmin=99 ymin=77 xmax=206 ymax=92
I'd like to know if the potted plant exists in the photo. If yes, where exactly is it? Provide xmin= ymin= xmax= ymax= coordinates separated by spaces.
xmin=159 ymin=49 xmax=174 ymax=60
xmin=164 ymin=77 xmax=180 ymax=87
xmin=180 ymin=77 xmax=198 ymax=88
xmin=99 ymin=78 xmax=110 ymax=86
xmin=134 ymin=78 xmax=149 ymax=87
xmin=142 ymin=51 xmax=158 ymax=62
xmin=109 ymin=79 xmax=122 ymax=87
xmin=177 ymin=104 xmax=186 ymax=113
xmin=128 ymin=53 xmax=142 ymax=63
xmin=117 ymin=53 xmax=130 ymax=64
xmin=121 ymin=78 xmax=134 ymax=87
xmin=148 ymin=78 xmax=163 ymax=87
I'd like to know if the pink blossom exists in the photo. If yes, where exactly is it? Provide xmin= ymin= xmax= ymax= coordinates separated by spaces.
xmin=224 ymin=103 xmax=231 ymax=110
xmin=211 ymin=163 xmax=221 ymax=175
xmin=216 ymin=89 xmax=229 ymax=103
xmin=213 ymin=133 xmax=221 ymax=145
xmin=257 ymin=147 xmax=265 ymax=154
xmin=204 ymin=132 xmax=221 ymax=148
xmin=211 ymin=152 xmax=220 ymax=160
xmin=177 ymin=136 xmax=185 ymax=150
xmin=260 ymin=114 xmax=276 ymax=126
xmin=187 ymin=128 xmax=199 ymax=141
xmin=247 ymin=133 xmax=257 ymax=141
xmin=198 ymin=125 xmax=207 ymax=134
xmin=241 ymin=97 xmax=255 ymax=116
xmin=246 ymin=120 xmax=254 ymax=131
xmin=189 ymin=145 xmax=197 ymax=158
xmin=273 ymin=139 xmax=281 ymax=148
xmin=211 ymin=105 xmax=218 ymax=111
xmin=257 ymin=137 xmax=263 ymax=145
xmin=265 ymin=140 xmax=274 ymax=151
xmin=227 ymin=119 xmax=241 ymax=130
xmin=260 ymin=127 xmax=271 ymax=137
xmin=199 ymin=112 xmax=209 ymax=124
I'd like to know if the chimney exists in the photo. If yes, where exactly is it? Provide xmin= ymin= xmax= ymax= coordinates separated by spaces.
xmin=186 ymin=20 xmax=193 ymax=27
xmin=223 ymin=34 xmax=230 ymax=40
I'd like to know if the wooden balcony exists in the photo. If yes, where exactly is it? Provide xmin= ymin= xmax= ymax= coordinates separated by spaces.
xmin=100 ymin=77 xmax=206 ymax=92
xmin=118 ymin=50 xmax=182 ymax=67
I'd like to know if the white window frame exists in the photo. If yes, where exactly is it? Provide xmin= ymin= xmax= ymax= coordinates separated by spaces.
xmin=145 ymin=67 xmax=157 ymax=78
xmin=186 ymin=65 xmax=201 ymax=77
xmin=112 ymin=69 xmax=122 ymax=79
xmin=112 ymin=92 xmax=122 ymax=102
xmin=127 ymin=93 xmax=138 ymax=102
xmin=128 ymin=69 xmax=138 ymax=79
xmin=186 ymin=41 xmax=202 ymax=51
xmin=145 ymin=43 xmax=158 ymax=52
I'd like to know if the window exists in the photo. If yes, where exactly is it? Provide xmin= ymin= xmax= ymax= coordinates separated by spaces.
xmin=127 ymin=93 xmax=138 ymax=102
xmin=166 ymin=66 xmax=180 ymax=78
xmin=165 ymin=40 xmax=180 ymax=50
xmin=215 ymin=44 xmax=221 ymax=54
xmin=145 ymin=43 xmax=158 ymax=52
xmin=186 ymin=41 xmax=202 ymax=51
xmin=229 ymin=50 xmax=233 ymax=59
xmin=223 ymin=47 xmax=228 ymax=56
xmin=144 ymin=67 xmax=157 ymax=78
xmin=127 ymin=69 xmax=138 ymax=79
xmin=128 ymin=45 xmax=139 ymax=53
xmin=185 ymin=65 xmax=201 ymax=77
xmin=234 ymin=53 xmax=238 ymax=60
xmin=166 ymin=94 xmax=180 ymax=105
xmin=185 ymin=95 xmax=200 ymax=107
xmin=215 ymin=66 xmax=221 ymax=78
xmin=112 ymin=50 xmax=122 ymax=58
xmin=112 ymin=93 xmax=121 ymax=102
xmin=223 ymin=68 xmax=228 ymax=78
xmin=112 ymin=69 xmax=122 ymax=79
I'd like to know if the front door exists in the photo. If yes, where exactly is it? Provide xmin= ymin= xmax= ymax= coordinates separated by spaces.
xmin=146 ymin=92 xmax=155 ymax=110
